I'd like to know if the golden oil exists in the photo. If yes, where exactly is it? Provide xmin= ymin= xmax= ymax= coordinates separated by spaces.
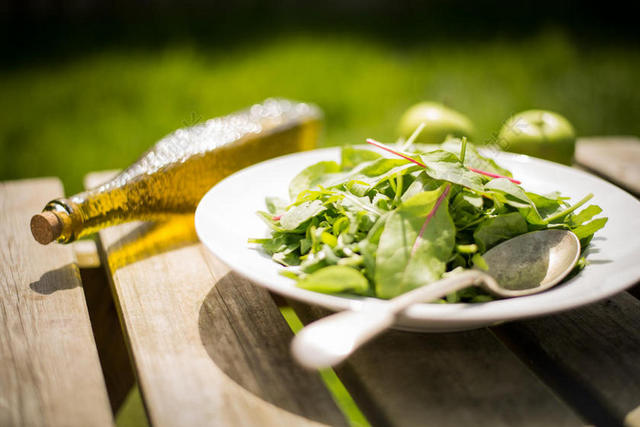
xmin=33 ymin=99 xmax=321 ymax=244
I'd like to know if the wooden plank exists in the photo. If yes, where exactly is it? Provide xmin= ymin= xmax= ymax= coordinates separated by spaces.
xmin=492 ymin=292 xmax=640 ymax=427
xmin=86 ymin=172 xmax=347 ymax=427
xmin=291 ymin=302 xmax=582 ymax=427
xmin=0 ymin=178 xmax=113 ymax=427
xmin=575 ymin=137 xmax=640 ymax=196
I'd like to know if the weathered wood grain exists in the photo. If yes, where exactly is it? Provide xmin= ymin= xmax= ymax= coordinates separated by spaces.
xmin=290 ymin=302 xmax=582 ymax=427
xmin=575 ymin=137 xmax=640 ymax=196
xmin=0 ymin=179 xmax=113 ymax=427
xmin=492 ymin=292 xmax=640 ymax=427
xmin=86 ymin=172 xmax=346 ymax=427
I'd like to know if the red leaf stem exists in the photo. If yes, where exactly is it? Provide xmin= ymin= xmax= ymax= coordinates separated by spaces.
xmin=410 ymin=184 xmax=451 ymax=257
xmin=366 ymin=138 xmax=426 ymax=167
xmin=467 ymin=168 xmax=521 ymax=185
xmin=365 ymin=138 xmax=521 ymax=185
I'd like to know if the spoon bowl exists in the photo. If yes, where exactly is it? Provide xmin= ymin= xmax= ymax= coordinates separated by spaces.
xmin=292 ymin=229 xmax=581 ymax=369
xmin=482 ymin=229 xmax=580 ymax=298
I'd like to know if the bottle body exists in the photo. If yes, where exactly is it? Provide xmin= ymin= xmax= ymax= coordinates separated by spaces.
xmin=34 ymin=99 xmax=321 ymax=244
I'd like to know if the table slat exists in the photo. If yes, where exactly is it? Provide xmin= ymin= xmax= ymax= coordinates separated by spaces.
xmin=492 ymin=292 xmax=640 ymax=427
xmin=87 ymin=173 xmax=347 ymax=427
xmin=291 ymin=302 xmax=582 ymax=427
xmin=575 ymin=137 xmax=640 ymax=196
xmin=0 ymin=179 xmax=113 ymax=427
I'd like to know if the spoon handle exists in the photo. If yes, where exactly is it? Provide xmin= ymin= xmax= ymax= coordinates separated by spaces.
xmin=291 ymin=270 xmax=490 ymax=369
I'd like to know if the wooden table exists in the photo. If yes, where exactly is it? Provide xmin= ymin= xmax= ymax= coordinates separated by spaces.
xmin=2 ymin=137 xmax=640 ymax=427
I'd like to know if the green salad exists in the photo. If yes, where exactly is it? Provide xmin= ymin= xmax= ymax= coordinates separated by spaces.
xmin=250 ymin=137 xmax=607 ymax=302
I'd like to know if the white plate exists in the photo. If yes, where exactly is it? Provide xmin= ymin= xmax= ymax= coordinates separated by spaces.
xmin=195 ymin=147 xmax=640 ymax=331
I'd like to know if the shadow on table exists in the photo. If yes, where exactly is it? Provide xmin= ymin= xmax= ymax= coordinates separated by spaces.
xmin=197 ymin=271 xmax=347 ymax=426
xmin=30 ymin=263 xmax=81 ymax=295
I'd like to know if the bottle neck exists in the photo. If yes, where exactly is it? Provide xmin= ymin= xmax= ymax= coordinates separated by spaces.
xmin=41 ymin=198 xmax=83 ymax=243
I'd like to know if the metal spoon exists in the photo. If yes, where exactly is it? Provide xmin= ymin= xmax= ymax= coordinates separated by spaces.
xmin=291 ymin=229 xmax=580 ymax=369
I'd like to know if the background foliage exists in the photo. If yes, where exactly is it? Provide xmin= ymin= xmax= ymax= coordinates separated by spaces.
xmin=1 ymin=3 xmax=639 ymax=194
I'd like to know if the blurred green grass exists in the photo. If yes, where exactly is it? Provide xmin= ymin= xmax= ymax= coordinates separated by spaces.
xmin=1 ymin=30 xmax=638 ymax=194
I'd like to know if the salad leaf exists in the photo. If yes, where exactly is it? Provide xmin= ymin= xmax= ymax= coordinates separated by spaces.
xmin=570 ymin=205 xmax=603 ymax=227
xmin=419 ymin=150 xmax=485 ymax=192
xmin=441 ymin=138 xmax=513 ymax=177
xmin=289 ymin=161 xmax=341 ymax=199
xmin=473 ymin=212 xmax=528 ymax=252
xmin=375 ymin=185 xmax=455 ymax=298
xmin=280 ymin=200 xmax=326 ymax=230
xmin=450 ymin=189 xmax=484 ymax=229
xmin=265 ymin=196 xmax=288 ymax=215
xmin=252 ymin=140 xmax=607 ymax=302
xmin=327 ymin=158 xmax=418 ymax=195
xmin=484 ymin=178 xmax=544 ymax=224
xmin=572 ymin=217 xmax=608 ymax=240
xmin=297 ymin=265 xmax=369 ymax=294
xmin=341 ymin=146 xmax=382 ymax=170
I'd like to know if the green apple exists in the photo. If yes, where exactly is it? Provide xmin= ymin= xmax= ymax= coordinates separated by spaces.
xmin=498 ymin=110 xmax=576 ymax=165
xmin=398 ymin=102 xmax=475 ymax=144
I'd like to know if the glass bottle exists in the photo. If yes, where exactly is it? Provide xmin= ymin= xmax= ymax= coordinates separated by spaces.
xmin=31 ymin=99 xmax=321 ymax=244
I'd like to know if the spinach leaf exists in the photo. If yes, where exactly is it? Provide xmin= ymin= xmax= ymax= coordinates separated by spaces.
xmin=484 ymin=178 xmax=544 ymax=224
xmin=441 ymin=138 xmax=513 ymax=177
xmin=419 ymin=150 xmax=485 ymax=192
xmin=525 ymin=192 xmax=567 ymax=222
xmin=451 ymin=189 xmax=485 ymax=229
xmin=401 ymin=172 xmax=442 ymax=202
xmin=328 ymin=158 xmax=418 ymax=193
xmin=280 ymin=200 xmax=326 ymax=230
xmin=265 ymin=196 xmax=288 ymax=215
xmin=473 ymin=212 xmax=528 ymax=252
xmin=341 ymin=146 xmax=382 ymax=170
xmin=296 ymin=265 xmax=369 ymax=294
xmin=289 ymin=161 xmax=341 ymax=199
xmin=375 ymin=186 xmax=455 ymax=298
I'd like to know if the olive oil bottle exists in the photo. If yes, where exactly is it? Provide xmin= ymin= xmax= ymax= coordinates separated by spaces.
xmin=31 ymin=99 xmax=322 ymax=244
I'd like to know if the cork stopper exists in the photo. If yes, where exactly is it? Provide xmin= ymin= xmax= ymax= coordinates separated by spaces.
xmin=31 ymin=211 xmax=63 ymax=245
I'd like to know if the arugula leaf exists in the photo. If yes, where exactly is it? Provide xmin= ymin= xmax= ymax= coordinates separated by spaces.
xmin=572 ymin=217 xmax=608 ymax=240
xmin=570 ymin=205 xmax=603 ymax=226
